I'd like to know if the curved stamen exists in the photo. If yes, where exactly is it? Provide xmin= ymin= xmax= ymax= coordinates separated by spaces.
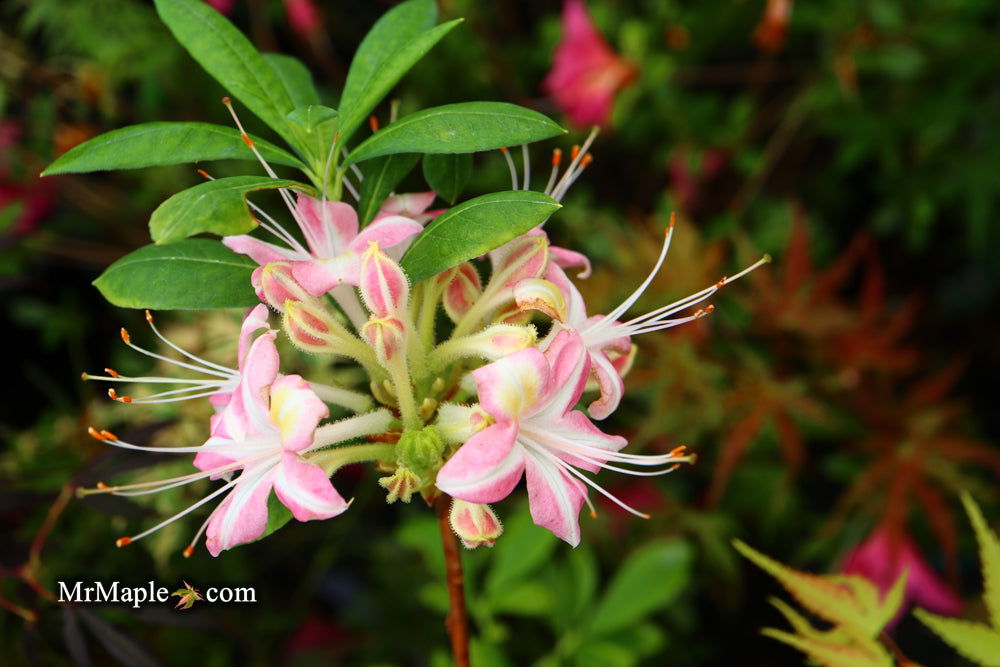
xmin=535 ymin=446 xmax=650 ymax=519
xmin=116 ymin=477 xmax=238 ymax=547
xmin=543 ymin=148 xmax=562 ymax=196
xmin=521 ymin=144 xmax=531 ymax=190
xmin=119 ymin=328 xmax=232 ymax=379
xmin=500 ymin=147 xmax=518 ymax=190
xmin=144 ymin=311 xmax=234 ymax=374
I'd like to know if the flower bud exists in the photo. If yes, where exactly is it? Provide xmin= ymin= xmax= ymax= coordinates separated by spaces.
xmin=378 ymin=466 xmax=421 ymax=504
xmin=429 ymin=324 xmax=537 ymax=369
xmin=361 ymin=316 xmax=406 ymax=364
xmin=397 ymin=426 xmax=445 ymax=473
xmin=449 ymin=499 xmax=503 ymax=549
xmin=283 ymin=300 xmax=345 ymax=355
xmin=257 ymin=261 xmax=312 ymax=313
xmin=359 ymin=242 xmax=409 ymax=317
xmin=491 ymin=236 xmax=549 ymax=288
xmin=439 ymin=262 xmax=483 ymax=323
xmin=513 ymin=278 xmax=568 ymax=321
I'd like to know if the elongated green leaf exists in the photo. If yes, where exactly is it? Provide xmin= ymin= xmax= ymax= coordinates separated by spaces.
xmin=400 ymin=191 xmax=560 ymax=283
xmin=263 ymin=53 xmax=321 ymax=108
xmin=587 ymin=539 xmax=692 ymax=637
xmin=154 ymin=0 xmax=295 ymax=143
xmin=962 ymin=493 xmax=1000 ymax=629
xmin=339 ymin=17 xmax=462 ymax=143
xmin=423 ymin=152 xmax=472 ymax=204
xmin=149 ymin=176 xmax=310 ymax=244
xmin=357 ymin=153 xmax=420 ymax=225
xmin=287 ymin=105 xmax=338 ymax=132
xmin=94 ymin=240 xmax=258 ymax=309
xmin=915 ymin=611 xmax=1000 ymax=666
xmin=338 ymin=0 xmax=436 ymax=137
xmin=42 ymin=123 xmax=304 ymax=176
xmin=485 ymin=509 xmax=558 ymax=599
xmin=344 ymin=102 xmax=565 ymax=165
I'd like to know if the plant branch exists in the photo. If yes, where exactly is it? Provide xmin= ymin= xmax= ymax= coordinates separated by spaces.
xmin=435 ymin=494 xmax=470 ymax=667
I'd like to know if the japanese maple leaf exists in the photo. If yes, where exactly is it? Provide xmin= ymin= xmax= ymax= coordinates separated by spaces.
xmin=171 ymin=581 xmax=203 ymax=610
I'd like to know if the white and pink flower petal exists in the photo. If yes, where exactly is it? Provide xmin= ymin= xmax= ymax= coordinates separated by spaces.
xmin=435 ymin=422 xmax=525 ymax=504
xmin=524 ymin=452 xmax=587 ymax=547
xmin=269 ymin=374 xmax=329 ymax=452
xmin=273 ymin=452 xmax=349 ymax=521
xmin=473 ymin=347 xmax=551 ymax=422
xmin=295 ymin=194 xmax=358 ymax=258
xmin=204 ymin=464 xmax=274 ymax=556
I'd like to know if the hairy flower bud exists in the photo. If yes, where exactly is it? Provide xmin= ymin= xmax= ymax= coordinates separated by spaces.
xmin=283 ymin=300 xmax=345 ymax=355
xmin=359 ymin=242 xmax=409 ymax=317
xmin=448 ymin=499 xmax=503 ymax=549
xmin=361 ymin=316 xmax=406 ymax=364
xmin=256 ymin=261 xmax=313 ymax=313
xmin=438 ymin=262 xmax=482 ymax=323
xmin=378 ymin=467 xmax=421 ymax=504
xmin=397 ymin=426 xmax=445 ymax=474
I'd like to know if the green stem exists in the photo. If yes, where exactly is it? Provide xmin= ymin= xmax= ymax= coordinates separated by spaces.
xmin=309 ymin=443 xmax=396 ymax=476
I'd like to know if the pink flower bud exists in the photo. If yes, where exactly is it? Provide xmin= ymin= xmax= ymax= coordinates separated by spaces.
xmin=283 ymin=300 xmax=340 ymax=355
xmin=256 ymin=261 xmax=313 ymax=313
xmin=439 ymin=262 xmax=483 ymax=323
xmin=492 ymin=236 xmax=549 ymax=288
xmin=359 ymin=242 xmax=409 ymax=317
xmin=361 ymin=316 xmax=406 ymax=364
xmin=448 ymin=499 xmax=503 ymax=549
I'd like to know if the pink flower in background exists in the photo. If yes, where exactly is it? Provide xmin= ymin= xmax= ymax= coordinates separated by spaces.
xmin=283 ymin=0 xmax=323 ymax=40
xmin=842 ymin=525 xmax=963 ymax=627
xmin=543 ymin=0 xmax=636 ymax=128
xmin=203 ymin=0 xmax=235 ymax=15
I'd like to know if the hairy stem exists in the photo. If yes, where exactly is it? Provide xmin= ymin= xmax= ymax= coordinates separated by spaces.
xmin=435 ymin=495 xmax=470 ymax=667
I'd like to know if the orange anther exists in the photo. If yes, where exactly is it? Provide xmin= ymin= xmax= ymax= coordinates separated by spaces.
xmin=183 ymin=545 xmax=194 ymax=558
xmin=552 ymin=148 xmax=562 ymax=167
xmin=120 ymin=328 xmax=131 ymax=344
xmin=580 ymin=153 xmax=593 ymax=168
xmin=100 ymin=429 xmax=118 ymax=440
xmin=589 ymin=508 xmax=598 ymax=519
xmin=716 ymin=277 xmax=728 ymax=288
xmin=104 ymin=368 xmax=120 ymax=378
xmin=115 ymin=536 xmax=132 ymax=547
xmin=241 ymin=133 xmax=254 ymax=149
xmin=499 ymin=146 xmax=509 ymax=153
xmin=639 ymin=512 xmax=652 ymax=520
xmin=221 ymin=96 xmax=232 ymax=105
xmin=97 ymin=481 xmax=109 ymax=490
xmin=669 ymin=211 xmax=676 ymax=229
xmin=667 ymin=463 xmax=681 ymax=472
xmin=368 ymin=115 xmax=380 ymax=132
xmin=197 ymin=169 xmax=211 ymax=179
xmin=144 ymin=310 xmax=154 ymax=323
xmin=705 ymin=305 xmax=715 ymax=313
xmin=570 ymin=145 xmax=580 ymax=160
xmin=87 ymin=427 xmax=105 ymax=441
xmin=669 ymin=445 xmax=687 ymax=457
xmin=108 ymin=388 xmax=131 ymax=403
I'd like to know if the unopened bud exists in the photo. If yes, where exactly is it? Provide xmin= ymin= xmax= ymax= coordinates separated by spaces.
xmin=359 ymin=242 xmax=409 ymax=317
xmin=438 ymin=262 xmax=482 ymax=323
xmin=361 ymin=316 xmax=406 ymax=364
xmin=492 ymin=236 xmax=549 ymax=288
xmin=283 ymin=300 xmax=343 ymax=354
xmin=449 ymin=499 xmax=503 ymax=549
xmin=397 ymin=426 xmax=445 ymax=473
xmin=257 ymin=261 xmax=312 ymax=313
xmin=513 ymin=278 xmax=567 ymax=321
xmin=378 ymin=466 xmax=421 ymax=504
xmin=435 ymin=403 xmax=493 ymax=445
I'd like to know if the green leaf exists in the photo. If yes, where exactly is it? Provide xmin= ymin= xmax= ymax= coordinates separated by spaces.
xmin=423 ymin=152 xmax=472 ymax=205
xmin=490 ymin=581 xmax=554 ymax=617
xmin=357 ymin=153 xmax=421 ymax=226
xmin=400 ymin=191 xmax=560 ymax=283
xmin=587 ymin=539 xmax=692 ymax=637
xmin=149 ymin=175 xmax=311 ymax=244
xmin=963 ymin=492 xmax=1000 ymax=628
xmin=42 ymin=123 xmax=304 ymax=175
xmin=154 ymin=0 xmax=295 ymax=144
xmin=338 ymin=0 xmax=455 ymax=141
xmin=286 ymin=105 xmax=338 ymax=132
xmin=914 ymin=610 xmax=1000 ymax=667
xmin=93 ymin=240 xmax=259 ymax=310
xmin=760 ymin=628 xmax=894 ymax=667
xmin=484 ymin=509 xmax=558 ymax=599
xmin=733 ymin=539 xmax=901 ymax=637
xmin=572 ymin=642 xmax=635 ymax=667
xmin=344 ymin=102 xmax=565 ymax=165
xmin=263 ymin=53 xmax=321 ymax=109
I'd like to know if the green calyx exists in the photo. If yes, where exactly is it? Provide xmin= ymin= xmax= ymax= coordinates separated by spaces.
xmin=396 ymin=425 xmax=445 ymax=474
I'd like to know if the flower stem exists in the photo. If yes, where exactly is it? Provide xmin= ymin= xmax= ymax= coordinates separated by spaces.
xmin=435 ymin=494 xmax=470 ymax=667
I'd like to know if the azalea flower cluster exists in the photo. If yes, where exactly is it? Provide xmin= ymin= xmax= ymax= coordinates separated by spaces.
xmin=81 ymin=130 xmax=767 ymax=556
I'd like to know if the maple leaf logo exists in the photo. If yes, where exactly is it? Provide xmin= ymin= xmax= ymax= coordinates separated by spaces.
xmin=171 ymin=581 xmax=203 ymax=610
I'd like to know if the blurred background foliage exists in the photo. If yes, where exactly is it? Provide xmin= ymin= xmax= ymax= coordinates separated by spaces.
xmin=2 ymin=0 xmax=999 ymax=664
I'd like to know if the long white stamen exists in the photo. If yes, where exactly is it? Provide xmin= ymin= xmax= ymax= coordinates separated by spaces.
xmin=544 ymin=149 xmax=562 ymax=196
xmin=144 ymin=312 xmax=233 ymax=375
xmin=342 ymin=148 xmax=364 ymax=183
xmin=521 ymin=145 xmax=531 ymax=190
xmin=118 ymin=477 xmax=238 ymax=546
xmin=119 ymin=333 xmax=233 ymax=379
xmin=500 ymin=148 xmax=518 ymax=190
xmin=604 ymin=221 xmax=675 ymax=325
xmin=249 ymin=201 xmax=311 ymax=256
xmin=551 ymin=127 xmax=599 ymax=201
xmin=536 ymin=446 xmax=649 ymax=519
xmin=342 ymin=174 xmax=360 ymax=201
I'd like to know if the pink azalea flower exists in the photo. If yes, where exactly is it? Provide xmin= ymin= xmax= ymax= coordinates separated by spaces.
xmin=283 ymin=0 xmax=323 ymax=39
xmin=224 ymin=193 xmax=423 ymax=301
xmin=87 ymin=327 xmax=393 ymax=556
xmin=842 ymin=524 xmax=963 ymax=627
xmin=543 ymin=0 xmax=636 ymax=128
xmin=543 ymin=223 xmax=769 ymax=419
xmin=203 ymin=0 xmax=235 ymax=15
xmin=435 ymin=330 xmax=690 ymax=546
